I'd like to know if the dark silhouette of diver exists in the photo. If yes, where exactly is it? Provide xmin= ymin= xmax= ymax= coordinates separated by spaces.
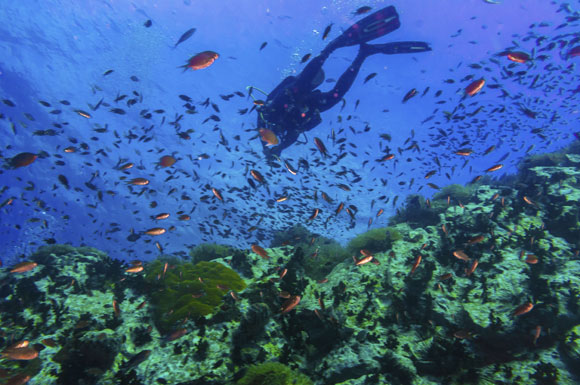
xmin=256 ymin=5 xmax=431 ymax=161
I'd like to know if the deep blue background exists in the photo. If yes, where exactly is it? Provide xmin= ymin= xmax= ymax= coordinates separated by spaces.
xmin=0 ymin=0 xmax=578 ymax=265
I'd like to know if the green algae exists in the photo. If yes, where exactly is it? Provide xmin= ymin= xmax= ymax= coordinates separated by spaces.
xmin=145 ymin=260 xmax=246 ymax=332
xmin=346 ymin=226 xmax=402 ymax=254
xmin=237 ymin=362 xmax=313 ymax=385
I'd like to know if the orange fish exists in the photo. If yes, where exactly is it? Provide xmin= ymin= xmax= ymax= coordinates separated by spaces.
xmin=154 ymin=213 xmax=170 ymax=220
xmin=513 ymin=302 xmax=534 ymax=316
xmin=483 ymin=145 xmax=495 ymax=155
xmin=10 ymin=261 xmax=38 ymax=273
xmin=178 ymin=214 xmax=190 ymax=221
xmin=376 ymin=209 xmax=384 ymax=217
xmin=251 ymin=244 xmax=269 ymax=259
xmin=9 ymin=152 xmax=37 ymax=168
xmin=283 ymin=160 xmax=297 ymax=175
xmin=453 ymin=250 xmax=470 ymax=262
xmin=308 ymin=208 xmax=319 ymax=221
xmin=181 ymin=51 xmax=219 ymax=71
xmin=380 ymin=154 xmax=395 ymax=161
xmin=485 ymin=164 xmax=503 ymax=172
xmin=313 ymin=137 xmax=328 ymax=157
xmin=335 ymin=202 xmax=344 ymax=215
xmin=166 ymin=328 xmax=188 ymax=341
xmin=112 ymin=300 xmax=121 ymax=317
xmin=159 ymin=155 xmax=177 ymax=167
xmin=1 ymin=346 xmax=38 ymax=360
xmin=280 ymin=295 xmax=301 ymax=314
xmin=4 ymin=373 xmax=31 ymax=385
xmin=259 ymin=128 xmax=279 ymax=146
xmin=355 ymin=255 xmax=373 ymax=266
xmin=438 ymin=273 xmax=453 ymax=281
xmin=144 ymin=227 xmax=166 ymax=236
xmin=524 ymin=254 xmax=539 ymax=264
xmin=465 ymin=259 xmax=478 ymax=276
xmin=212 ymin=188 xmax=223 ymax=202
xmin=125 ymin=266 xmax=144 ymax=273
xmin=507 ymin=51 xmax=530 ymax=63
xmin=119 ymin=162 xmax=134 ymax=170
xmin=410 ymin=255 xmax=422 ymax=274
xmin=360 ymin=249 xmax=373 ymax=257
xmin=467 ymin=235 xmax=485 ymax=244
xmin=523 ymin=196 xmax=535 ymax=206
xmin=276 ymin=195 xmax=288 ymax=203
xmin=533 ymin=325 xmax=541 ymax=345
xmin=465 ymin=78 xmax=485 ymax=96
xmin=128 ymin=178 xmax=149 ymax=186
xmin=250 ymin=170 xmax=265 ymax=183
xmin=455 ymin=149 xmax=473 ymax=156
xmin=64 ymin=146 xmax=76 ymax=153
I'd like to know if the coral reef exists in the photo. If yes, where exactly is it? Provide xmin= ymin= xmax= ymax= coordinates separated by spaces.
xmin=2 ymin=145 xmax=580 ymax=384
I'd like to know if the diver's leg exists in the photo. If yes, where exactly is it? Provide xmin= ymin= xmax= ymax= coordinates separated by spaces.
xmin=313 ymin=42 xmax=431 ymax=112
xmin=313 ymin=49 xmax=368 ymax=112
xmin=364 ymin=41 xmax=432 ymax=55
xmin=293 ymin=6 xmax=401 ymax=94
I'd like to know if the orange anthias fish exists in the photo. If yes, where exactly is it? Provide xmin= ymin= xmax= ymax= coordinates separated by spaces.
xmin=465 ymin=78 xmax=485 ymax=96
xmin=507 ymin=51 xmax=530 ymax=63
xmin=280 ymin=295 xmax=301 ymax=314
xmin=410 ymin=255 xmax=422 ymax=275
xmin=313 ymin=137 xmax=329 ymax=157
xmin=159 ymin=155 xmax=177 ymax=167
xmin=144 ymin=227 xmax=166 ymax=236
xmin=453 ymin=250 xmax=471 ymax=262
xmin=1 ymin=344 xmax=38 ymax=361
xmin=181 ymin=51 xmax=219 ymax=71
xmin=259 ymin=128 xmax=279 ymax=146
xmin=9 ymin=152 xmax=37 ymax=168
xmin=251 ymin=244 xmax=269 ymax=259
xmin=513 ymin=302 xmax=534 ymax=316
xmin=125 ymin=265 xmax=144 ymax=273
xmin=212 ymin=188 xmax=223 ymax=202
xmin=128 ymin=178 xmax=149 ymax=186
xmin=10 ymin=261 xmax=38 ymax=273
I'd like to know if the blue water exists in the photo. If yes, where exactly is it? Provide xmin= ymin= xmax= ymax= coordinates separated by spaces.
xmin=0 ymin=0 xmax=577 ymax=265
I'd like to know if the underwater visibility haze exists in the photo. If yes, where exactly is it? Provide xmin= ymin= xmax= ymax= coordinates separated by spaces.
xmin=0 ymin=0 xmax=579 ymax=384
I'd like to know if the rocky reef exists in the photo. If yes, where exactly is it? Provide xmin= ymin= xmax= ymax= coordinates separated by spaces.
xmin=1 ymin=143 xmax=579 ymax=384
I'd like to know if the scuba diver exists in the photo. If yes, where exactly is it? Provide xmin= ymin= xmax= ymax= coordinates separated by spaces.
xmin=255 ymin=5 xmax=431 ymax=161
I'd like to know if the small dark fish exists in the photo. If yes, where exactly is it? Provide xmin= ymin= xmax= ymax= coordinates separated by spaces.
xmin=103 ymin=69 xmax=114 ymax=76
xmin=2 ymin=99 xmax=15 ymax=107
xmin=124 ymin=350 xmax=151 ymax=369
xmin=130 ymin=75 xmax=139 ymax=82
xmin=174 ymin=27 xmax=196 ymax=48
xmin=110 ymin=108 xmax=126 ymax=115
xmin=402 ymin=88 xmax=418 ymax=103
xmin=260 ymin=41 xmax=268 ymax=50
xmin=144 ymin=19 xmax=152 ymax=28
xmin=60 ymin=100 xmax=71 ymax=105
xmin=353 ymin=6 xmax=372 ymax=15
xmin=58 ymin=175 xmax=70 ymax=189
xmin=322 ymin=23 xmax=333 ymax=40
xmin=364 ymin=72 xmax=377 ymax=84
xmin=301 ymin=53 xmax=311 ymax=63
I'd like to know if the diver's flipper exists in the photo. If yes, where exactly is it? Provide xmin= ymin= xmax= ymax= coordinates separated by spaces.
xmin=329 ymin=6 xmax=400 ymax=49
xmin=362 ymin=41 xmax=432 ymax=56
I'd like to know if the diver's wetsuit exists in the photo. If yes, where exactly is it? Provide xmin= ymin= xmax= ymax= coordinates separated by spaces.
xmin=257 ymin=6 xmax=431 ymax=160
